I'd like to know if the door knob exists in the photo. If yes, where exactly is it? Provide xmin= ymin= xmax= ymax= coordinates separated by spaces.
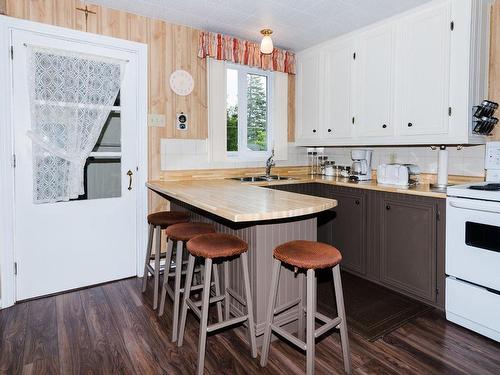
xmin=127 ymin=170 xmax=133 ymax=190
xmin=355 ymin=200 xmax=360 ymax=205
xmin=386 ymin=205 xmax=391 ymax=210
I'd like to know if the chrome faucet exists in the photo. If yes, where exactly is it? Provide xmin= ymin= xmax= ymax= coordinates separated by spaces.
xmin=265 ymin=149 xmax=275 ymax=177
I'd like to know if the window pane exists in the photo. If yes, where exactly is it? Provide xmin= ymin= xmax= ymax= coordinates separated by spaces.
xmin=246 ymin=74 xmax=268 ymax=151
xmin=226 ymin=69 xmax=238 ymax=152
xmin=93 ymin=111 xmax=121 ymax=152
xmin=72 ymin=157 xmax=121 ymax=200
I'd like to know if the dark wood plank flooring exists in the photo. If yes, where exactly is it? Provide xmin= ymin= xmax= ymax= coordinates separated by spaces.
xmin=1 ymin=277 xmax=500 ymax=375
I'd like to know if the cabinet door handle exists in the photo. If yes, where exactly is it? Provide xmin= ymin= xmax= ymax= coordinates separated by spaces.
xmin=386 ymin=205 xmax=391 ymax=210
xmin=327 ymin=128 xmax=332 ymax=133
xmin=382 ymin=124 xmax=387 ymax=129
xmin=312 ymin=129 xmax=317 ymax=133
xmin=407 ymin=122 xmax=413 ymax=127
xmin=127 ymin=170 xmax=133 ymax=190
xmin=355 ymin=200 xmax=360 ymax=205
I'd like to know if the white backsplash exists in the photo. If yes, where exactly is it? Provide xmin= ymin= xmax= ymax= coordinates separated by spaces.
xmin=160 ymin=139 xmax=485 ymax=177
xmin=318 ymin=145 xmax=486 ymax=177
xmin=160 ymin=139 xmax=308 ymax=170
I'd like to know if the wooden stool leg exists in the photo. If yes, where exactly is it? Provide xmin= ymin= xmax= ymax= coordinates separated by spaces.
xmin=153 ymin=225 xmax=162 ymax=310
xmin=260 ymin=259 xmax=281 ymax=367
xmin=332 ymin=265 xmax=351 ymax=374
xmin=141 ymin=224 xmax=154 ymax=292
xmin=212 ymin=263 xmax=223 ymax=323
xmin=298 ymin=272 xmax=306 ymax=341
xmin=197 ymin=258 xmax=213 ymax=375
xmin=177 ymin=254 xmax=195 ymax=347
xmin=223 ymin=261 xmax=230 ymax=320
xmin=241 ymin=252 xmax=257 ymax=358
xmin=158 ymin=237 xmax=174 ymax=316
xmin=171 ymin=240 xmax=184 ymax=342
xmin=306 ymin=268 xmax=316 ymax=375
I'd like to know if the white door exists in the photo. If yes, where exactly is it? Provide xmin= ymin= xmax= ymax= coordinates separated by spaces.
xmin=11 ymin=29 xmax=139 ymax=300
xmin=296 ymin=50 xmax=322 ymax=141
xmin=355 ymin=24 xmax=395 ymax=137
xmin=395 ymin=1 xmax=451 ymax=136
xmin=321 ymin=38 xmax=354 ymax=139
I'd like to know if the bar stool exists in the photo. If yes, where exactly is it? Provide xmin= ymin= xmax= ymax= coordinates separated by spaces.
xmin=158 ymin=222 xmax=216 ymax=342
xmin=260 ymin=240 xmax=351 ymax=375
xmin=142 ymin=211 xmax=190 ymax=309
xmin=177 ymin=233 xmax=257 ymax=375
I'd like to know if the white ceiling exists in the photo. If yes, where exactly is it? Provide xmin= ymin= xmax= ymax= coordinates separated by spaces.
xmin=90 ymin=0 xmax=433 ymax=51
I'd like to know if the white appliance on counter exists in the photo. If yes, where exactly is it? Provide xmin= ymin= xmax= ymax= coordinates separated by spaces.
xmin=445 ymin=142 xmax=500 ymax=342
xmin=350 ymin=149 xmax=372 ymax=181
xmin=377 ymin=164 xmax=420 ymax=186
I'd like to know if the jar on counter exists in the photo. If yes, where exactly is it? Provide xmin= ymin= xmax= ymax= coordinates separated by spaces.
xmin=324 ymin=161 xmax=336 ymax=176
xmin=318 ymin=156 xmax=329 ymax=175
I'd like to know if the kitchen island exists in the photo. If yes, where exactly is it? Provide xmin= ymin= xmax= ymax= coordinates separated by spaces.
xmin=146 ymin=179 xmax=337 ymax=338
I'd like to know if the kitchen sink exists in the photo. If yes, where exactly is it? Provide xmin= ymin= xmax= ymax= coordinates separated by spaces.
xmin=229 ymin=175 xmax=295 ymax=182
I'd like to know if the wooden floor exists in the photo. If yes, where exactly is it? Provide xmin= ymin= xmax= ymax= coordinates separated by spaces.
xmin=1 ymin=277 xmax=500 ymax=375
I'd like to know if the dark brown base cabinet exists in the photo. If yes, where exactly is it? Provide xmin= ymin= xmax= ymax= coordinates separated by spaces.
xmin=268 ymin=183 xmax=446 ymax=308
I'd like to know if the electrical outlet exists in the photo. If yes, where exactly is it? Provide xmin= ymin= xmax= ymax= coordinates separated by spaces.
xmin=176 ymin=112 xmax=188 ymax=131
xmin=148 ymin=114 xmax=166 ymax=127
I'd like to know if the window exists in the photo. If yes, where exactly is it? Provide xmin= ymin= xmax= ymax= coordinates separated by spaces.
xmin=226 ymin=64 xmax=273 ymax=158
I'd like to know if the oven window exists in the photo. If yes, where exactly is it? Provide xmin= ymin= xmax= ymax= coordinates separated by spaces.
xmin=465 ymin=222 xmax=500 ymax=253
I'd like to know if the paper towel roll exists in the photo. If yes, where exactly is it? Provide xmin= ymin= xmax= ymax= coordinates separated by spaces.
xmin=437 ymin=148 xmax=448 ymax=186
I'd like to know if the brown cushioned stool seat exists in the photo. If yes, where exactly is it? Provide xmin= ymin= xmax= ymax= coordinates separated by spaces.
xmin=187 ymin=233 xmax=248 ymax=259
xmin=147 ymin=211 xmax=190 ymax=229
xmin=273 ymin=240 xmax=342 ymax=270
xmin=165 ymin=222 xmax=216 ymax=242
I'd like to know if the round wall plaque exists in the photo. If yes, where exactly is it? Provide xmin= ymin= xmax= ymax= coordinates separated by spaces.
xmin=169 ymin=69 xmax=194 ymax=96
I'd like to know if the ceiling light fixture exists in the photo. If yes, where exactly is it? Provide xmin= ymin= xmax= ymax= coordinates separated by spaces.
xmin=260 ymin=29 xmax=274 ymax=54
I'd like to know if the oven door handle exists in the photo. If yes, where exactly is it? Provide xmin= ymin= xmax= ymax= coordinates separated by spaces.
xmin=449 ymin=200 xmax=500 ymax=214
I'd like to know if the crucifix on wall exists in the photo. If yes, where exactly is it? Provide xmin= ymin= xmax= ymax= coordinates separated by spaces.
xmin=76 ymin=5 xmax=97 ymax=32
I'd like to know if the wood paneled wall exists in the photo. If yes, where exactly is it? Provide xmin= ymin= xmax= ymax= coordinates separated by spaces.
xmin=490 ymin=1 xmax=500 ymax=140
xmin=5 ymin=0 xmax=208 ymax=211
xmin=0 ymin=0 xmax=6 ymax=15
xmin=6 ymin=0 xmax=207 ymax=180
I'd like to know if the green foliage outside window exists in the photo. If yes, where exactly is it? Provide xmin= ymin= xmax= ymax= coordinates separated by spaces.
xmin=246 ymin=74 xmax=268 ymax=151
xmin=227 ymin=105 xmax=238 ymax=151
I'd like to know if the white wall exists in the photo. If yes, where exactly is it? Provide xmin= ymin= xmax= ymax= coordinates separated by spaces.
xmin=161 ymin=139 xmax=485 ymax=177
xmin=160 ymin=139 xmax=308 ymax=170
xmin=320 ymin=145 xmax=486 ymax=177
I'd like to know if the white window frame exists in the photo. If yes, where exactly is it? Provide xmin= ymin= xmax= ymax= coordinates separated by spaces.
xmin=226 ymin=63 xmax=274 ymax=160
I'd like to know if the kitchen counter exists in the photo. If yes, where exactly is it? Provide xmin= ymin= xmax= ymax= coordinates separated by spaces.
xmin=146 ymin=179 xmax=337 ymax=222
xmin=252 ymin=175 xmax=449 ymax=199
xmin=147 ymin=178 xmax=337 ymax=340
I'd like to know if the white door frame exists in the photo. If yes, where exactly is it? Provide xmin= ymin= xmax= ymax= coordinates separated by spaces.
xmin=0 ymin=15 xmax=148 ymax=309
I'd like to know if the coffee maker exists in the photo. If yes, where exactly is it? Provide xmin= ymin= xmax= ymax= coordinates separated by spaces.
xmin=350 ymin=149 xmax=373 ymax=181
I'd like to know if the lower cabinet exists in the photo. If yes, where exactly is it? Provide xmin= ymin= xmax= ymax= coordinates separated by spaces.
xmin=379 ymin=196 xmax=437 ymax=302
xmin=267 ymin=183 xmax=445 ymax=308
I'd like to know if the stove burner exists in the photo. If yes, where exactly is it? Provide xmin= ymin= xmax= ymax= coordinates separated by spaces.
xmin=469 ymin=183 xmax=500 ymax=191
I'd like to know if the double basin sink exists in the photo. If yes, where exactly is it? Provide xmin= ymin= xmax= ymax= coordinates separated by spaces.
xmin=229 ymin=175 xmax=295 ymax=182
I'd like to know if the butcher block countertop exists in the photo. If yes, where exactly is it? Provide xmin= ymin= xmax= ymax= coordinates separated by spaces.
xmin=254 ymin=175 xmax=450 ymax=199
xmin=146 ymin=179 xmax=337 ymax=223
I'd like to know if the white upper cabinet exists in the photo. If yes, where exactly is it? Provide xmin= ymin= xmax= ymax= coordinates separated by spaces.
xmin=395 ymin=2 xmax=451 ymax=137
xmin=295 ymin=0 xmax=491 ymax=146
xmin=296 ymin=49 xmax=321 ymax=141
xmin=354 ymin=24 xmax=395 ymax=138
xmin=321 ymin=38 xmax=355 ymax=139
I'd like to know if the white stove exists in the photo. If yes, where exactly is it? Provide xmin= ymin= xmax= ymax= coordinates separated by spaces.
xmin=445 ymin=142 xmax=500 ymax=342
xmin=447 ymin=182 xmax=500 ymax=201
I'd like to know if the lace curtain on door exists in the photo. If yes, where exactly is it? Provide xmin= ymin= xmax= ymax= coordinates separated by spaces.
xmin=27 ymin=46 xmax=125 ymax=203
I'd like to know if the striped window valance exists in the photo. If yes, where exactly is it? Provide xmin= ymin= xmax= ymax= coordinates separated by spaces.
xmin=198 ymin=31 xmax=296 ymax=75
